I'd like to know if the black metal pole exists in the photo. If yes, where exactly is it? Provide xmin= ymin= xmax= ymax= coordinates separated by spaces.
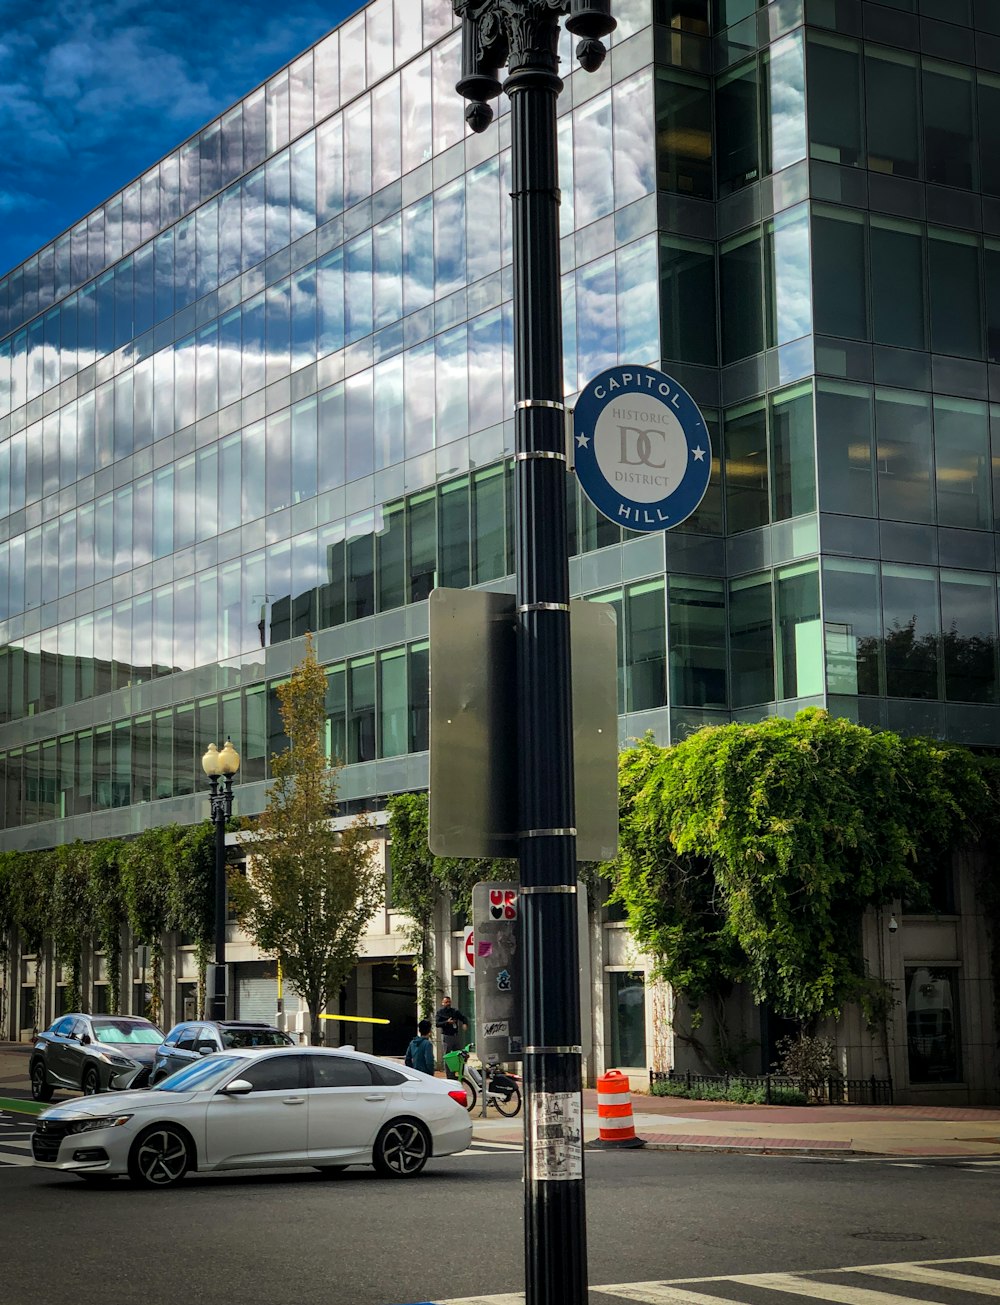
xmin=210 ymin=776 xmax=229 ymax=1021
xmin=452 ymin=3 xmax=616 ymax=1301
xmin=506 ymin=21 xmax=588 ymax=1305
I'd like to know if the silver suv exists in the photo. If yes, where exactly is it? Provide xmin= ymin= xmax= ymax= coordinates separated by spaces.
xmin=30 ymin=1014 xmax=164 ymax=1100
xmin=148 ymin=1019 xmax=293 ymax=1085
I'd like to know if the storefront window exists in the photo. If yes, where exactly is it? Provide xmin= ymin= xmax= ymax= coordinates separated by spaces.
xmin=906 ymin=967 xmax=961 ymax=1083
xmin=609 ymin=971 xmax=646 ymax=1068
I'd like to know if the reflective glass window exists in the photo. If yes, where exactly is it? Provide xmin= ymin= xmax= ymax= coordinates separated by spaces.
xmin=574 ymin=93 xmax=615 ymax=227
xmin=766 ymin=204 xmax=811 ymax=348
xmin=618 ymin=236 xmax=659 ymax=364
xmin=325 ymin=664 xmax=347 ymax=764
xmin=376 ymin=503 xmax=406 ymax=612
xmin=348 ymin=656 xmax=376 ymax=764
xmin=933 ymin=397 xmax=990 ymax=531
xmin=346 ymin=514 xmax=375 ymax=622
xmin=668 ymin=576 xmax=726 ymax=709
xmin=776 ymin=561 xmax=822 ymax=700
xmin=401 ymin=55 xmax=432 ymax=174
xmin=923 ymin=60 xmax=976 ymax=190
xmin=816 ymin=379 xmax=875 ymax=516
xmin=870 ymin=218 xmax=925 ymax=350
xmin=614 ymin=70 xmax=655 ymax=207
xmin=763 ymin=32 xmax=805 ymax=174
xmin=655 ymin=70 xmax=712 ymax=199
xmin=408 ymin=641 xmax=429 ymax=753
xmin=876 ymin=389 xmax=934 ymax=523
xmin=823 ymin=558 xmax=881 ymax=697
xmin=807 ymin=33 xmax=863 ymax=167
xmin=770 ymin=383 xmax=815 ymax=521
xmin=720 ymin=230 xmax=763 ymax=363
xmin=928 ymin=230 xmax=983 ymax=359
xmin=625 ymin=580 xmax=666 ymax=712
xmin=882 ymin=562 xmax=939 ymax=699
xmin=716 ymin=60 xmax=759 ymax=195
xmin=729 ymin=573 xmax=774 ymax=707
xmin=941 ymin=570 xmax=998 ymax=704
xmin=408 ymin=491 xmax=437 ymax=602
xmin=379 ymin=647 xmax=407 ymax=759
xmin=439 ymin=477 xmax=470 ymax=590
xmin=812 ymin=206 xmax=866 ymax=340
xmin=865 ymin=47 xmax=920 ymax=179
xmin=724 ymin=399 xmax=769 ymax=532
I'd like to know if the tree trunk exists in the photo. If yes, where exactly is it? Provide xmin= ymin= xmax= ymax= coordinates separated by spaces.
xmin=308 ymin=999 xmax=323 ymax=1045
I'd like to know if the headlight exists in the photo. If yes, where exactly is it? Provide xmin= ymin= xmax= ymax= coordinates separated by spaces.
xmin=68 ymin=1114 xmax=134 ymax=1134
xmin=95 ymin=1051 xmax=135 ymax=1068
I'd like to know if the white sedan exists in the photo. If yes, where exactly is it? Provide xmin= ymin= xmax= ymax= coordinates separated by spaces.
xmin=31 ymin=1045 xmax=472 ymax=1187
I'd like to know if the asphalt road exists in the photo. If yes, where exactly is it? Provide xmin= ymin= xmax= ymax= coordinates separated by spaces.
xmin=2 ymin=1147 xmax=999 ymax=1305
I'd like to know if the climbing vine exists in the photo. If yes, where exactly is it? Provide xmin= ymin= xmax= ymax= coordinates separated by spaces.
xmin=609 ymin=710 xmax=1000 ymax=1045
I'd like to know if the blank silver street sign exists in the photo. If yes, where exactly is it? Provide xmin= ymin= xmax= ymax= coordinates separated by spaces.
xmin=428 ymin=588 xmax=619 ymax=861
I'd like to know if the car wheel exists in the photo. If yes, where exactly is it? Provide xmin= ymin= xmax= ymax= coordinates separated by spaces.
xmin=373 ymin=1120 xmax=430 ymax=1179
xmin=313 ymin=1165 xmax=347 ymax=1176
xmin=127 ymin=1125 xmax=192 ymax=1189
xmin=82 ymin=1066 xmax=102 ymax=1096
xmin=30 ymin=1061 xmax=53 ymax=1103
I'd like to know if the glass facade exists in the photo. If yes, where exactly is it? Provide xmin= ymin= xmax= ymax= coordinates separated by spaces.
xmin=2 ymin=0 xmax=1000 ymax=851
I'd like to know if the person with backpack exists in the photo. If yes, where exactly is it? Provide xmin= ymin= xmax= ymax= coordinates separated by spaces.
xmin=404 ymin=1018 xmax=435 ymax=1075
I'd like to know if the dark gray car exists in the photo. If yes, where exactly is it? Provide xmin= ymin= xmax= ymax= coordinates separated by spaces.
xmin=148 ymin=1019 xmax=293 ymax=1085
xmin=30 ymin=1014 xmax=164 ymax=1100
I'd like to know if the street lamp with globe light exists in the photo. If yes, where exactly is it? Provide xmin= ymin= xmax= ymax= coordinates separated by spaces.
xmin=201 ymin=737 xmax=240 ymax=1020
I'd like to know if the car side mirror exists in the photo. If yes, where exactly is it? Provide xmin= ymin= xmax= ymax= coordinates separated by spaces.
xmin=221 ymin=1078 xmax=253 ymax=1096
xmin=79 ymin=1035 xmax=91 ymax=1045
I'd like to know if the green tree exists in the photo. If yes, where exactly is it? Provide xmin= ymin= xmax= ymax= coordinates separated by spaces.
xmin=386 ymin=791 xmax=517 ymax=1019
xmin=119 ymin=827 xmax=175 ymax=1024
xmin=232 ymin=636 xmax=383 ymax=1044
xmin=52 ymin=844 xmax=93 ymax=1013
xmin=85 ymin=840 xmax=125 ymax=1014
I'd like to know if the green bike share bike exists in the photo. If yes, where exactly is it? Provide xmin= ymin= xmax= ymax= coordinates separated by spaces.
xmin=443 ymin=1043 xmax=523 ymax=1117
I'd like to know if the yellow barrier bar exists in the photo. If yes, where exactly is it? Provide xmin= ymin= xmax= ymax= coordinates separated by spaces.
xmin=318 ymin=1013 xmax=391 ymax=1025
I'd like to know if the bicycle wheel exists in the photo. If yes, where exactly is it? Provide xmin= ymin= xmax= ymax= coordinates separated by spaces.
xmin=492 ymin=1082 xmax=522 ymax=1118
xmin=461 ymin=1075 xmax=478 ymax=1113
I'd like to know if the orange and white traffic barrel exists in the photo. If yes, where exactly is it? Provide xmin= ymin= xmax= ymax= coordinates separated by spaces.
xmin=593 ymin=1069 xmax=645 ymax=1149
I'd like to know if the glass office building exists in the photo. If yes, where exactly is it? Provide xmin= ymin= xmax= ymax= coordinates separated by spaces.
xmin=2 ymin=0 xmax=1000 ymax=855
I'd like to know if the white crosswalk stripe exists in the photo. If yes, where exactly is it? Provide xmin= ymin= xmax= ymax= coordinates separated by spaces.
xmin=860 ymin=1263 xmax=1000 ymax=1296
xmin=431 ymin=1254 xmax=1000 ymax=1305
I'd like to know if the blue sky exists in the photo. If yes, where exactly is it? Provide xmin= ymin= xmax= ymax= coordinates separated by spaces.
xmin=0 ymin=0 xmax=365 ymax=276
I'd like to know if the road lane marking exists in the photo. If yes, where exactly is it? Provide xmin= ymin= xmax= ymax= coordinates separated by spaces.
xmin=730 ymin=1271 xmax=974 ymax=1304
xmin=858 ymin=1264 xmax=1000 ymax=1296
xmin=596 ymin=1286 xmax=752 ymax=1304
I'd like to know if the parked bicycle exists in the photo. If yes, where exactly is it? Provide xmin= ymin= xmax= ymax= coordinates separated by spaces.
xmin=443 ymin=1043 xmax=522 ymax=1117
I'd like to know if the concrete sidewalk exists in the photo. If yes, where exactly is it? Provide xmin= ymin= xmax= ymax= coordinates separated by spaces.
xmin=468 ymin=1085 xmax=1000 ymax=1158
xmin=472 ymin=1080 xmax=1000 ymax=1164
xmin=4 ymin=1041 xmax=999 ymax=1159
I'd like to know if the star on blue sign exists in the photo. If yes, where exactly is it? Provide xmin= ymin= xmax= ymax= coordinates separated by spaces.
xmin=572 ymin=365 xmax=712 ymax=533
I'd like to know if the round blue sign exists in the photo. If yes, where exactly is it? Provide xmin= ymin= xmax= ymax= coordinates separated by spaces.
xmin=573 ymin=365 xmax=712 ymax=533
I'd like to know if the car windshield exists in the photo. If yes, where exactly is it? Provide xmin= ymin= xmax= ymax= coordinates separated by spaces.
xmin=220 ymin=1029 xmax=291 ymax=1048
xmin=152 ymin=1055 xmax=243 ymax=1093
xmin=92 ymin=1020 xmax=163 ymax=1045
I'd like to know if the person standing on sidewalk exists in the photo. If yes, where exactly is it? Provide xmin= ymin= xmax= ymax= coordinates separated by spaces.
xmin=404 ymin=1019 xmax=435 ymax=1075
xmin=435 ymin=995 xmax=468 ymax=1078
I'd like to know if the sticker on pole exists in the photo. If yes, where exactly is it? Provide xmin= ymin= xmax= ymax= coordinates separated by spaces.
xmin=528 ymin=1091 xmax=583 ymax=1181
xmin=573 ymin=364 xmax=711 ymax=532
